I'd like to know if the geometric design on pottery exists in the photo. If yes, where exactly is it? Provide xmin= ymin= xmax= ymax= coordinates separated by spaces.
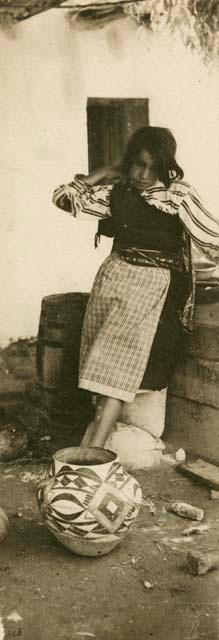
xmin=105 ymin=461 xmax=125 ymax=485
xmin=37 ymin=448 xmax=142 ymax=555
xmin=48 ymin=493 xmax=85 ymax=520
xmin=87 ymin=482 xmax=133 ymax=534
xmin=54 ymin=466 xmax=102 ymax=493
xmin=40 ymin=467 xmax=140 ymax=540
xmin=41 ymin=466 xmax=140 ymax=539
xmin=60 ymin=475 xmax=72 ymax=487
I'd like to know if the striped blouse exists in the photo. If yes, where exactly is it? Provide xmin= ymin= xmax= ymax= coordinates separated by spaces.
xmin=53 ymin=175 xmax=219 ymax=263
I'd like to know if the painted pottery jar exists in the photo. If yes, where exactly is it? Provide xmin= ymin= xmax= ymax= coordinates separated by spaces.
xmin=37 ymin=447 xmax=142 ymax=557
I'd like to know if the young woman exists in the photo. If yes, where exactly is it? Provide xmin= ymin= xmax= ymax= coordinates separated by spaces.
xmin=53 ymin=126 xmax=219 ymax=448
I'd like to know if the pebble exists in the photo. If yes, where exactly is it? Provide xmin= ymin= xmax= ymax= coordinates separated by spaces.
xmin=175 ymin=448 xmax=186 ymax=462
xmin=143 ymin=580 xmax=154 ymax=590
xmin=183 ymin=523 xmax=209 ymax=536
xmin=7 ymin=612 xmax=23 ymax=622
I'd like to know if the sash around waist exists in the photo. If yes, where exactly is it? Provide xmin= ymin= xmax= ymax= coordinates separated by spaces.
xmin=116 ymin=247 xmax=185 ymax=272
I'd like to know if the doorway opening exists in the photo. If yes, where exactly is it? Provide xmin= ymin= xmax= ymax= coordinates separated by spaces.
xmin=87 ymin=98 xmax=149 ymax=171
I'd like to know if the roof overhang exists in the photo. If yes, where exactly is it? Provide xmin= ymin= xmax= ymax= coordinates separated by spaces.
xmin=0 ymin=0 xmax=151 ymax=23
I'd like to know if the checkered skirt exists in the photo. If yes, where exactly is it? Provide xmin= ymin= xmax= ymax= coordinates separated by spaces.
xmin=79 ymin=253 xmax=170 ymax=402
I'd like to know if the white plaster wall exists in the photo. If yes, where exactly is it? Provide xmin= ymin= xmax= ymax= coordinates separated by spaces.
xmin=0 ymin=10 xmax=218 ymax=345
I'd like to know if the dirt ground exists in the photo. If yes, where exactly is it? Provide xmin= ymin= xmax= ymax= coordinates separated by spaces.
xmin=1 ymin=461 xmax=219 ymax=640
xmin=0 ymin=341 xmax=219 ymax=640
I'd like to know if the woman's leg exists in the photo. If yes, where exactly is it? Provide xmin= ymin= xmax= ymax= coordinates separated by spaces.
xmin=82 ymin=395 xmax=122 ymax=448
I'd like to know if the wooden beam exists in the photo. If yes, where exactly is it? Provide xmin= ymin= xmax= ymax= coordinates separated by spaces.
xmin=0 ymin=1 xmax=66 ymax=23
xmin=179 ymin=458 xmax=219 ymax=490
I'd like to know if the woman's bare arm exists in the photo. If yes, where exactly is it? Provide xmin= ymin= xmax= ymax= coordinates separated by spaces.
xmin=80 ymin=165 xmax=122 ymax=186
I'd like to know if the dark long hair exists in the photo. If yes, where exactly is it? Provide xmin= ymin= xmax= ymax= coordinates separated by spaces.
xmin=121 ymin=126 xmax=184 ymax=188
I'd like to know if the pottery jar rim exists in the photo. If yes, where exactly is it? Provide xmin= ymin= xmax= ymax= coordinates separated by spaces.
xmin=53 ymin=446 xmax=118 ymax=469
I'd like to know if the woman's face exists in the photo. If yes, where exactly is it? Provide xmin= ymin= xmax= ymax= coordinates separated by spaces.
xmin=129 ymin=149 xmax=158 ymax=191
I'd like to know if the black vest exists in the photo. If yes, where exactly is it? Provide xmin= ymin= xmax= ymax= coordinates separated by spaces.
xmin=97 ymin=183 xmax=183 ymax=253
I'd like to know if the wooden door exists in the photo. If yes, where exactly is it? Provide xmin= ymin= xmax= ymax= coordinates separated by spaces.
xmin=87 ymin=98 xmax=149 ymax=171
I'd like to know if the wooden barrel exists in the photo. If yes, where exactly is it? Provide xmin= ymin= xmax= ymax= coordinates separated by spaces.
xmin=165 ymin=285 xmax=219 ymax=464
xmin=37 ymin=293 xmax=91 ymax=421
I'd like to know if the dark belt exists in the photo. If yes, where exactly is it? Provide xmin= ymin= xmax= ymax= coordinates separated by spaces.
xmin=117 ymin=248 xmax=185 ymax=272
